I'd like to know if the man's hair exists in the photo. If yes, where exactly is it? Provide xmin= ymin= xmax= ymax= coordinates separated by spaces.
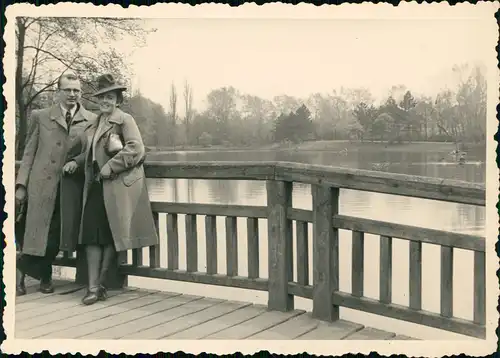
xmin=57 ymin=72 xmax=80 ymax=89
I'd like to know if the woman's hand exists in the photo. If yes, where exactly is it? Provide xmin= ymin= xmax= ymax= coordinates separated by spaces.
xmin=63 ymin=160 xmax=78 ymax=175
xmin=100 ymin=163 xmax=114 ymax=179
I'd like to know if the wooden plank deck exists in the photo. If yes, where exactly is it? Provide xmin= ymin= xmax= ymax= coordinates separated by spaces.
xmin=16 ymin=279 xmax=417 ymax=340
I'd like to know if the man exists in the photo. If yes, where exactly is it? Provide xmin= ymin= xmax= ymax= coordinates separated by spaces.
xmin=15 ymin=72 xmax=97 ymax=295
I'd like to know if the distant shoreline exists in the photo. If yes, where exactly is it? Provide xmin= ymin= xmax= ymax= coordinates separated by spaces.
xmin=147 ymin=140 xmax=486 ymax=155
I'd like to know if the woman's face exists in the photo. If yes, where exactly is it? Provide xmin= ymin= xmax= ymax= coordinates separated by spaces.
xmin=98 ymin=91 xmax=119 ymax=114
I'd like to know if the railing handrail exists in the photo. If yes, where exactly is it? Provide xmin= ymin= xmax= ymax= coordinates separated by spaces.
xmin=143 ymin=160 xmax=485 ymax=206
xmin=15 ymin=159 xmax=486 ymax=202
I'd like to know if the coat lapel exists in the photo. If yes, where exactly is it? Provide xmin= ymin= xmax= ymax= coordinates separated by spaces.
xmin=95 ymin=108 xmax=123 ymax=143
xmin=49 ymin=105 xmax=68 ymax=131
xmin=71 ymin=106 xmax=84 ymax=124
xmin=72 ymin=104 xmax=96 ymax=124
xmin=95 ymin=116 xmax=113 ymax=145
xmin=50 ymin=103 xmax=95 ymax=131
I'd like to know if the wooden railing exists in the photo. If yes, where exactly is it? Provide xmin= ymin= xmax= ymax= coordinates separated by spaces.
xmin=14 ymin=160 xmax=486 ymax=339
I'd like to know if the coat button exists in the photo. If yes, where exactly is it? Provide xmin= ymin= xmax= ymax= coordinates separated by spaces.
xmin=56 ymin=142 xmax=61 ymax=146
xmin=51 ymin=159 xmax=56 ymax=164
xmin=47 ymin=176 xmax=52 ymax=180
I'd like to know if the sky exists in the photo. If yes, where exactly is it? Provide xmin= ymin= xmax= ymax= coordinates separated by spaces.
xmin=120 ymin=17 xmax=492 ymax=113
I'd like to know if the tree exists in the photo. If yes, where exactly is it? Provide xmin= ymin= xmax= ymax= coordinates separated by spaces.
xmin=273 ymin=95 xmax=300 ymax=115
xmin=341 ymin=87 xmax=374 ymax=108
xmin=169 ymin=82 xmax=178 ymax=147
xmin=414 ymin=96 xmax=435 ymax=140
xmin=353 ymin=102 xmax=378 ymax=140
xmin=120 ymin=94 xmax=166 ymax=147
xmin=15 ymin=17 xmax=154 ymax=158
xmin=189 ymin=112 xmax=215 ymax=146
xmin=205 ymin=87 xmax=239 ymax=144
xmin=199 ymin=132 xmax=213 ymax=147
xmin=399 ymin=91 xmax=418 ymax=141
xmin=388 ymin=84 xmax=408 ymax=104
xmin=400 ymin=91 xmax=417 ymax=112
xmin=274 ymin=104 xmax=313 ymax=144
xmin=433 ymin=89 xmax=457 ymax=140
xmin=240 ymin=94 xmax=275 ymax=144
xmin=378 ymin=96 xmax=408 ymax=143
xmin=183 ymin=80 xmax=194 ymax=145
xmin=347 ymin=120 xmax=364 ymax=142
xmin=430 ymin=63 xmax=487 ymax=146
xmin=372 ymin=113 xmax=394 ymax=141
xmin=340 ymin=87 xmax=375 ymax=141
xmin=454 ymin=64 xmax=487 ymax=143
xmin=273 ymin=113 xmax=290 ymax=143
xmin=329 ymin=94 xmax=351 ymax=139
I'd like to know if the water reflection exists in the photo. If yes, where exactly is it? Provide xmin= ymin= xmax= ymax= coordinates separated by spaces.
xmin=152 ymin=147 xmax=485 ymax=182
xmin=206 ymin=180 xmax=239 ymax=204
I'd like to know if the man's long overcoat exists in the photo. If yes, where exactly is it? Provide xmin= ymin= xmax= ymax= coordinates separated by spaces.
xmin=16 ymin=104 xmax=96 ymax=256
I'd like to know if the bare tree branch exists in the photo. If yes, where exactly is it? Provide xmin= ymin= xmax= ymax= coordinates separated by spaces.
xmin=25 ymin=79 xmax=58 ymax=108
xmin=16 ymin=17 xmax=154 ymax=157
xmin=26 ymin=21 xmax=44 ymax=100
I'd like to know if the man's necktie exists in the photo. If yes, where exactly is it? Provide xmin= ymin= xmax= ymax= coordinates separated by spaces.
xmin=65 ymin=110 xmax=72 ymax=126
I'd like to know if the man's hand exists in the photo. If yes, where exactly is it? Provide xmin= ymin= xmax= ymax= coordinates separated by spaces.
xmin=63 ymin=160 xmax=78 ymax=175
xmin=15 ymin=186 xmax=27 ymax=203
xmin=15 ymin=186 xmax=27 ymax=222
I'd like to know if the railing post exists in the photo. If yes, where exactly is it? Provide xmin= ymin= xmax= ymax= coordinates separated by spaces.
xmin=473 ymin=251 xmax=486 ymax=325
xmin=312 ymin=184 xmax=339 ymax=322
xmin=266 ymin=180 xmax=294 ymax=312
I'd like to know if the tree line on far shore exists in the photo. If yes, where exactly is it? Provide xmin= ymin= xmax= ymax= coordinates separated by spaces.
xmin=124 ymin=62 xmax=487 ymax=151
xmin=15 ymin=17 xmax=486 ymax=159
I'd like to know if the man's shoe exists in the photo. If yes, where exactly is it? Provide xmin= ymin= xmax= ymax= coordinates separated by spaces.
xmin=39 ymin=280 xmax=55 ymax=294
xmin=16 ymin=284 xmax=26 ymax=296
xmin=16 ymin=270 xmax=26 ymax=296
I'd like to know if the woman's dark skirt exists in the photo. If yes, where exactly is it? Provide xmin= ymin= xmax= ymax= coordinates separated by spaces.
xmin=81 ymin=180 xmax=114 ymax=246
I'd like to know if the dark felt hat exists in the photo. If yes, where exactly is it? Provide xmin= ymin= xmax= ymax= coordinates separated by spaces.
xmin=93 ymin=74 xmax=127 ymax=97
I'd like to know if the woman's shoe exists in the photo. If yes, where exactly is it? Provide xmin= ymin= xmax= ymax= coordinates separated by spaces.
xmin=98 ymin=285 xmax=108 ymax=301
xmin=82 ymin=289 xmax=100 ymax=305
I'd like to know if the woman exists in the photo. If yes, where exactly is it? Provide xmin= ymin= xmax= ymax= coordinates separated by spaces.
xmin=63 ymin=74 xmax=158 ymax=305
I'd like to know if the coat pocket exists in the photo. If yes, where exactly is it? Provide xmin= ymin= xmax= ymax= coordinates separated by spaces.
xmin=122 ymin=166 xmax=144 ymax=187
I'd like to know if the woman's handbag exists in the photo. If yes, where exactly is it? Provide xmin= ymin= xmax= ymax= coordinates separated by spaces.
xmin=105 ymin=132 xmax=124 ymax=156
xmin=104 ymin=125 xmax=146 ymax=170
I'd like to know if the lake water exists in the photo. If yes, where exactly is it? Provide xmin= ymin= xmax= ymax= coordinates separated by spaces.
xmin=64 ymin=145 xmax=487 ymax=340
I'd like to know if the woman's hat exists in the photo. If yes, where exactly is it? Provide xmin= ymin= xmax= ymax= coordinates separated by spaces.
xmin=93 ymin=74 xmax=127 ymax=97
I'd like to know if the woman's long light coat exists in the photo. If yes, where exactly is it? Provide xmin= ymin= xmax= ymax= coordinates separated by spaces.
xmin=65 ymin=108 xmax=159 ymax=252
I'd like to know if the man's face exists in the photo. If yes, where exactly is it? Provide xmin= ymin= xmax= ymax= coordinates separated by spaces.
xmin=58 ymin=78 xmax=81 ymax=108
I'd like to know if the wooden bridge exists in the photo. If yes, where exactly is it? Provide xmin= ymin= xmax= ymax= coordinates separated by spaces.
xmin=15 ymin=160 xmax=486 ymax=340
